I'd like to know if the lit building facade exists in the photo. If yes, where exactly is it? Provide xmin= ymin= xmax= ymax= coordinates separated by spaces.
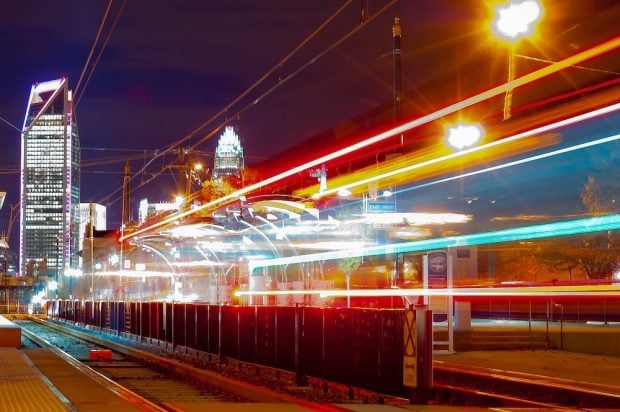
xmin=20 ymin=78 xmax=80 ymax=283
xmin=78 ymin=203 xmax=106 ymax=257
xmin=138 ymin=198 xmax=180 ymax=223
xmin=213 ymin=126 xmax=244 ymax=184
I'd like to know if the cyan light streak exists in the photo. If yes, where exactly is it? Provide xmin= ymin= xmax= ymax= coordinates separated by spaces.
xmin=248 ymin=213 xmax=620 ymax=274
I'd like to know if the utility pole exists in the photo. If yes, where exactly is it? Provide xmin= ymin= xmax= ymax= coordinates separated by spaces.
xmin=122 ymin=161 xmax=131 ymax=226
xmin=89 ymin=201 xmax=95 ymax=315
xmin=166 ymin=148 xmax=188 ymax=198
xmin=359 ymin=0 xmax=369 ymax=24
xmin=393 ymin=16 xmax=402 ymax=123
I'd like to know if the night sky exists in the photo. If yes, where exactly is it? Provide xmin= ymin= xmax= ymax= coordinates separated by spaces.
xmin=1 ymin=1 xmax=618 ymax=247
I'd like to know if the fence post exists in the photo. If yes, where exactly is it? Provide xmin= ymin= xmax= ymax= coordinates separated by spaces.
xmin=294 ymin=303 xmax=307 ymax=386
xmin=237 ymin=307 xmax=241 ymax=362
xmin=218 ymin=304 xmax=223 ymax=364
xmin=408 ymin=305 xmax=433 ymax=405
xmin=528 ymin=299 xmax=532 ymax=332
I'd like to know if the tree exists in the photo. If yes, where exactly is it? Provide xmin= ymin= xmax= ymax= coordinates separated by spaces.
xmin=534 ymin=241 xmax=580 ymax=280
xmin=241 ymin=166 xmax=260 ymax=187
xmin=339 ymin=256 xmax=362 ymax=308
xmin=200 ymin=178 xmax=236 ymax=203
xmin=579 ymin=171 xmax=620 ymax=279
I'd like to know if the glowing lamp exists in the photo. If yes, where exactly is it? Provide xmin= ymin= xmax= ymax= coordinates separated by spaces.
xmin=446 ymin=122 xmax=484 ymax=150
xmin=493 ymin=0 xmax=542 ymax=41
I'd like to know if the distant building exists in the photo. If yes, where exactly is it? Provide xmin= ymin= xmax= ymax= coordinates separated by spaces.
xmin=0 ymin=191 xmax=17 ymax=276
xmin=78 ymin=203 xmax=107 ymax=248
xmin=78 ymin=203 xmax=106 ymax=270
xmin=138 ymin=198 xmax=180 ymax=223
xmin=0 ymin=239 xmax=17 ymax=276
xmin=213 ymin=126 xmax=244 ymax=185
xmin=20 ymin=78 xmax=80 ymax=282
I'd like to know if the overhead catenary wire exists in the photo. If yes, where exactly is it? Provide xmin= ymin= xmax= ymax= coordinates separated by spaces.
xmin=192 ymin=0 xmax=401 ymax=150
xmin=97 ymin=0 xmax=360 ymax=206
xmin=74 ymin=0 xmax=114 ymax=100
xmin=75 ymin=0 xmax=127 ymax=108
xmin=0 ymin=116 xmax=21 ymax=133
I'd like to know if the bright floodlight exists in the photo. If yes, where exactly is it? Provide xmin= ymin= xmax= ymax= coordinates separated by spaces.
xmin=338 ymin=188 xmax=352 ymax=197
xmin=493 ymin=0 xmax=542 ymax=41
xmin=446 ymin=122 xmax=484 ymax=150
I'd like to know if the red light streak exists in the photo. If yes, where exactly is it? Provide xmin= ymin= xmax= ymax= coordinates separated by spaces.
xmin=308 ymin=102 xmax=620 ymax=198
xmin=121 ymin=36 xmax=620 ymax=242
xmin=235 ymin=285 xmax=620 ymax=298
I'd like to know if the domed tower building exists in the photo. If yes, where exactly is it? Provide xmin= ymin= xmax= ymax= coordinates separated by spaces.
xmin=213 ymin=126 xmax=244 ymax=187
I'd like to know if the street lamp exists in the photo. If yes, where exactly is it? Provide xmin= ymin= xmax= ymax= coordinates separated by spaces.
xmin=445 ymin=122 xmax=484 ymax=150
xmin=491 ymin=0 xmax=543 ymax=120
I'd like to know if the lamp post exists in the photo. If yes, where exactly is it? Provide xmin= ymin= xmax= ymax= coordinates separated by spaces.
xmin=491 ymin=0 xmax=543 ymax=120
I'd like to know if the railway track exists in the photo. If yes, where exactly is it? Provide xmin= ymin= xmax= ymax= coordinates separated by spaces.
xmin=433 ymin=360 xmax=620 ymax=408
xmin=19 ymin=317 xmax=620 ymax=410
xmin=16 ymin=319 xmax=312 ymax=411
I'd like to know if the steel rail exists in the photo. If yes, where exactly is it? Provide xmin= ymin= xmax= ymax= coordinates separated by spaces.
xmin=26 ymin=317 xmax=339 ymax=410
xmin=20 ymin=326 xmax=167 ymax=412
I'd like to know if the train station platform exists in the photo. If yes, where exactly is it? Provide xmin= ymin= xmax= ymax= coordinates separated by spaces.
xmin=1 ymin=320 xmax=619 ymax=411
xmin=0 ymin=346 xmax=149 ymax=412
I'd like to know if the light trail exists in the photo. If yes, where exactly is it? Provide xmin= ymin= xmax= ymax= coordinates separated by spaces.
xmin=234 ymin=289 xmax=326 ymax=297
xmin=247 ymin=213 xmax=620 ymax=273
xmin=399 ymin=131 xmax=620 ymax=196
xmin=302 ymin=102 xmax=620 ymax=199
xmin=120 ymin=36 xmax=620 ymax=243
xmin=234 ymin=285 xmax=620 ymax=299
xmin=319 ymin=285 xmax=620 ymax=298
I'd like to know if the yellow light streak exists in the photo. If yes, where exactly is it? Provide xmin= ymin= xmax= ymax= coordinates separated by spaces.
xmin=301 ymin=101 xmax=619 ymax=198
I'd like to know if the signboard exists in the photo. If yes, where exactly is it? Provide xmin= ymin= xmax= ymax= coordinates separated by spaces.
xmin=367 ymin=201 xmax=396 ymax=213
xmin=427 ymin=251 xmax=448 ymax=288
xmin=403 ymin=308 xmax=417 ymax=387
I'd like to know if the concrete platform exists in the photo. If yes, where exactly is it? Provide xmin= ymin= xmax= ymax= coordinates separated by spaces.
xmin=0 ymin=315 xmax=21 ymax=348
xmin=0 ymin=348 xmax=70 ymax=411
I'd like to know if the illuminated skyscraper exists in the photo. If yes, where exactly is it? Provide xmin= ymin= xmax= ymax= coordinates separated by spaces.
xmin=20 ymin=78 xmax=80 ymax=285
xmin=213 ymin=126 xmax=244 ymax=184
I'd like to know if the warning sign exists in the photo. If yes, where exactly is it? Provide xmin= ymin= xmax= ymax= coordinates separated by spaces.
xmin=403 ymin=308 xmax=417 ymax=387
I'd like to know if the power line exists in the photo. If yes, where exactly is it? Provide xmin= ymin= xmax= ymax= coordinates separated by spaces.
xmin=98 ymin=0 xmax=400 ymax=210
xmin=0 ymin=115 xmax=21 ymax=133
xmin=74 ymin=0 xmax=114 ymax=98
xmin=97 ymin=0 xmax=357 ymax=207
xmin=207 ymin=0 xmax=400 ymax=145
xmin=75 ymin=0 xmax=127 ymax=108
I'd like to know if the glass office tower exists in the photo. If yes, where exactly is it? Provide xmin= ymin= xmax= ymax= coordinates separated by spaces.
xmin=20 ymin=78 xmax=80 ymax=292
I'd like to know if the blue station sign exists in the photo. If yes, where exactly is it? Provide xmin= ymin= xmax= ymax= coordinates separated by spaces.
xmin=367 ymin=201 xmax=396 ymax=212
